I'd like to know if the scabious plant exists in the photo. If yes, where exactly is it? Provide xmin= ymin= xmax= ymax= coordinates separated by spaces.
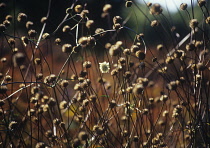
xmin=0 ymin=0 xmax=210 ymax=147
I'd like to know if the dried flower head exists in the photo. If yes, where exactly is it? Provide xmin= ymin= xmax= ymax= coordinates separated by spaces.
xmin=86 ymin=20 xmax=94 ymax=29
xmin=28 ymin=29 xmax=37 ymax=37
xmin=125 ymin=1 xmax=132 ymax=7
xmin=75 ymin=5 xmax=83 ymax=13
xmin=0 ymin=85 xmax=7 ymax=94
xmin=99 ymin=61 xmax=110 ymax=73
xmin=198 ymin=0 xmax=206 ymax=7
xmin=103 ymin=4 xmax=112 ymax=13
xmin=189 ymin=19 xmax=199 ymax=29
xmin=180 ymin=3 xmax=187 ymax=10
xmin=62 ymin=44 xmax=72 ymax=53
xmin=59 ymin=100 xmax=68 ymax=110
xmin=78 ymin=131 xmax=88 ymax=141
xmin=151 ymin=20 xmax=160 ymax=27
xmin=150 ymin=3 xmax=163 ymax=15
xmin=40 ymin=17 xmax=47 ymax=23
xmin=0 ymin=24 xmax=6 ymax=32
xmin=26 ymin=21 xmax=34 ymax=29
xmin=42 ymin=33 xmax=50 ymax=39
xmin=206 ymin=17 xmax=210 ymax=25
xmin=17 ymin=13 xmax=27 ymax=22
xmin=62 ymin=25 xmax=71 ymax=33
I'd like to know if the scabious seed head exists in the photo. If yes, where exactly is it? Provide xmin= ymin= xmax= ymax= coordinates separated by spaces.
xmin=78 ymin=131 xmax=88 ymax=141
xmin=3 ymin=20 xmax=10 ymax=27
xmin=113 ymin=16 xmax=122 ymax=24
xmin=5 ymin=75 xmax=12 ymax=81
xmin=62 ymin=25 xmax=71 ymax=33
xmin=136 ymin=51 xmax=145 ymax=60
xmin=35 ymin=142 xmax=46 ymax=148
xmin=80 ymin=10 xmax=89 ymax=18
xmin=62 ymin=44 xmax=72 ymax=53
xmin=130 ymin=45 xmax=140 ymax=53
xmin=0 ymin=24 xmax=6 ymax=32
xmin=8 ymin=121 xmax=18 ymax=130
xmin=206 ymin=17 xmax=210 ymax=24
xmin=42 ymin=33 xmax=50 ymax=39
xmin=198 ymin=0 xmax=206 ymax=7
xmin=186 ymin=42 xmax=195 ymax=51
xmin=180 ymin=3 xmax=187 ymax=10
xmin=17 ymin=13 xmax=27 ymax=22
xmin=83 ymin=61 xmax=92 ymax=68
xmin=34 ymin=58 xmax=41 ymax=65
xmin=26 ymin=21 xmax=34 ymax=29
xmin=28 ymin=29 xmax=37 ymax=37
xmin=40 ymin=17 xmax=47 ymax=23
xmin=0 ymin=85 xmax=7 ymax=94
xmin=113 ymin=23 xmax=121 ymax=30
xmin=55 ymin=38 xmax=61 ymax=45
xmin=103 ymin=4 xmax=112 ymax=13
xmin=125 ymin=1 xmax=132 ymax=7
xmin=151 ymin=20 xmax=160 ymax=27
xmin=60 ymin=80 xmax=69 ymax=87
xmin=189 ymin=19 xmax=199 ymax=29
xmin=150 ymin=3 xmax=163 ymax=15
xmin=133 ymin=83 xmax=144 ymax=96
xmin=86 ymin=20 xmax=94 ymax=29
xmin=109 ymin=45 xmax=120 ymax=56
xmin=8 ymin=38 xmax=15 ymax=45
xmin=59 ymin=100 xmax=68 ymax=110
xmin=75 ymin=5 xmax=83 ymax=13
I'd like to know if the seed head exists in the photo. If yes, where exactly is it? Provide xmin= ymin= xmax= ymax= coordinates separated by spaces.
xmin=130 ymin=45 xmax=140 ymax=53
xmin=5 ymin=75 xmax=12 ymax=81
xmin=0 ymin=24 xmax=6 ymax=32
xmin=83 ymin=61 xmax=92 ymax=68
xmin=86 ymin=20 xmax=94 ymax=29
xmin=28 ymin=29 xmax=37 ymax=37
xmin=125 ymin=1 xmax=132 ymax=7
xmin=78 ymin=131 xmax=88 ymax=141
xmin=151 ymin=20 xmax=160 ymax=27
xmin=113 ymin=16 xmax=122 ymax=24
xmin=150 ymin=3 xmax=163 ymax=15
xmin=55 ymin=38 xmax=61 ymax=45
xmin=40 ymin=17 xmax=47 ymax=23
xmin=60 ymin=80 xmax=69 ymax=87
xmin=0 ymin=85 xmax=7 ymax=94
xmin=42 ymin=33 xmax=50 ymax=39
xmin=198 ymin=0 xmax=206 ymax=7
xmin=62 ymin=25 xmax=71 ymax=33
xmin=206 ymin=17 xmax=210 ymax=24
xmin=26 ymin=21 xmax=34 ymax=29
xmin=8 ymin=121 xmax=18 ymax=130
xmin=3 ymin=20 xmax=10 ymax=27
xmin=103 ymin=4 xmax=112 ymax=13
xmin=133 ymin=83 xmax=144 ymax=96
xmin=186 ymin=42 xmax=195 ymax=51
xmin=74 ymin=5 xmax=83 ymax=13
xmin=62 ymin=44 xmax=72 ymax=53
xmin=17 ymin=13 xmax=27 ymax=22
xmin=180 ymin=3 xmax=187 ymax=10
xmin=136 ymin=51 xmax=145 ymax=60
xmin=80 ymin=10 xmax=89 ymax=18
xmin=59 ymin=100 xmax=68 ymax=110
xmin=189 ymin=19 xmax=199 ymax=29
xmin=99 ymin=61 xmax=110 ymax=73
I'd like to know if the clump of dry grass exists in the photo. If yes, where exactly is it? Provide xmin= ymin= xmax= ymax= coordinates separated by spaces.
xmin=0 ymin=0 xmax=210 ymax=147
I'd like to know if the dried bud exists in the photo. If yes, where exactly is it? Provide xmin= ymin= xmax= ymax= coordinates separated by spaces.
xmin=75 ymin=5 xmax=83 ymax=13
xmin=17 ymin=13 xmax=27 ymax=22
xmin=103 ymin=4 xmax=112 ymax=13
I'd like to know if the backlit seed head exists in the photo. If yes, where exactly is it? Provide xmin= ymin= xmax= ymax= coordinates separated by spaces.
xmin=180 ymin=3 xmax=187 ymax=10
xmin=0 ymin=100 xmax=5 ymax=107
xmin=0 ymin=3 xmax=6 ymax=8
xmin=125 ymin=1 xmax=132 ymax=7
xmin=59 ymin=100 xmax=68 ymax=110
xmin=8 ymin=38 xmax=15 ymax=45
xmin=83 ymin=61 xmax=92 ymax=68
xmin=136 ymin=51 xmax=145 ymax=60
xmin=206 ymin=17 xmax=210 ymax=24
xmin=0 ymin=24 xmax=6 ymax=32
xmin=34 ymin=58 xmax=41 ymax=65
xmin=160 ymin=95 xmax=168 ymax=101
xmin=60 ymin=80 xmax=69 ymax=87
xmin=86 ymin=20 xmax=94 ymax=29
xmin=40 ymin=17 xmax=47 ymax=23
xmin=28 ymin=29 xmax=37 ymax=37
xmin=124 ymin=71 xmax=131 ymax=79
xmin=3 ymin=20 xmax=11 ymax=27
xmin=72 ymin=138 xmax=81 ymax=147
xmin=89 ymin=95 xmax=97 ymax=102
xmin=198 ymin=0 xmax=206 ymax=7
xmin=113 ymin=23 xmax=121 ymax=30
xmin=103 ymin=4 xmax=112 ymax=13
xmin=26 ymin=21 xmax=34 ymax=29
xmin=109 ymin=45 xmax=120 ymax=56
xmin=87 ymin=36 xmax=96 ymax=46
xmin=75 ymin=5 xmax=83 ymax=13
xmin=0 ymin=85 xmax=7 ymax=94
xmin=113 ymin=16 xmax=122 ymax=24
xmin=189 ymin=19 xmax=199 ymax=29
xmin=62 ymin=25 xmax=71 ymax=33
xmin=150 ymin=3 xmax=163 ymax=15
xmin=42 ymin=33 xmax=50 ymax=39
xmin=130 ymin=45 xmax=140 ymax=53
xmin=48 ymin=97 xmax=56 ymax=106
xmin=78 ymin=131 xmax=88 ymax=141
xmin=1 ymin=57 xmax=6 ymax=63
xmin=31 ymin=86 xmax=39 ymax=95
xmin=123 ymin=48 xmax=131 ymax=55
xmin=109 ymin=100 xmax=117 ymax=108
xmin=142 ymin=108 xmax=149 ymax=115
xmin=157 ymin=44 xmax=163 ymax=51
xmin=197 ymin=62 xmax=206 ymax=71
xmin=80 ymin=10 xmax=89 ymax=18
xmin=53 ymin=118 xmax=61 ymax=126
xmin=186 ymin=42 xmax=195 ymax=51
xmin=45 ymin=130 xmax=53 ymax=138
xmin=66 ymin=7 xmax=72 ymax=14
xmin=35 ymin=142 xmax=46 ymax=148
xmin=36 ymin=73 xmax=43 ymax=80
xmin=62 ymin=44 xmax=72 ymax=53
xmin=133 ymin=83 xmax=144 ymax=96
xmin=111 ymin=69 xmax=118 ymax=76
xmin=165 ymin=56 xmax=174 ymax=64
xmin=5 ymin=75 xmax=12 ymax=81
xmin=78 ymin=36 xmax=88 ymax=46
xmin=21 ymin=36 xmax=29 ymax=46
xmin=8 ymin=121 xmax=18 ymax=130
xmin=55 ymin=38 xmax=61 ymax=45
xmin=17 ymin=13 xmax=27 ymax=22
xmin=151 ymin=20 xmax=160 ymax=27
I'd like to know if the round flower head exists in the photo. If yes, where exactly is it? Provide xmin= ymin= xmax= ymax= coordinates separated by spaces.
xmin=99 ymin=61 xmax=110 ymax=73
